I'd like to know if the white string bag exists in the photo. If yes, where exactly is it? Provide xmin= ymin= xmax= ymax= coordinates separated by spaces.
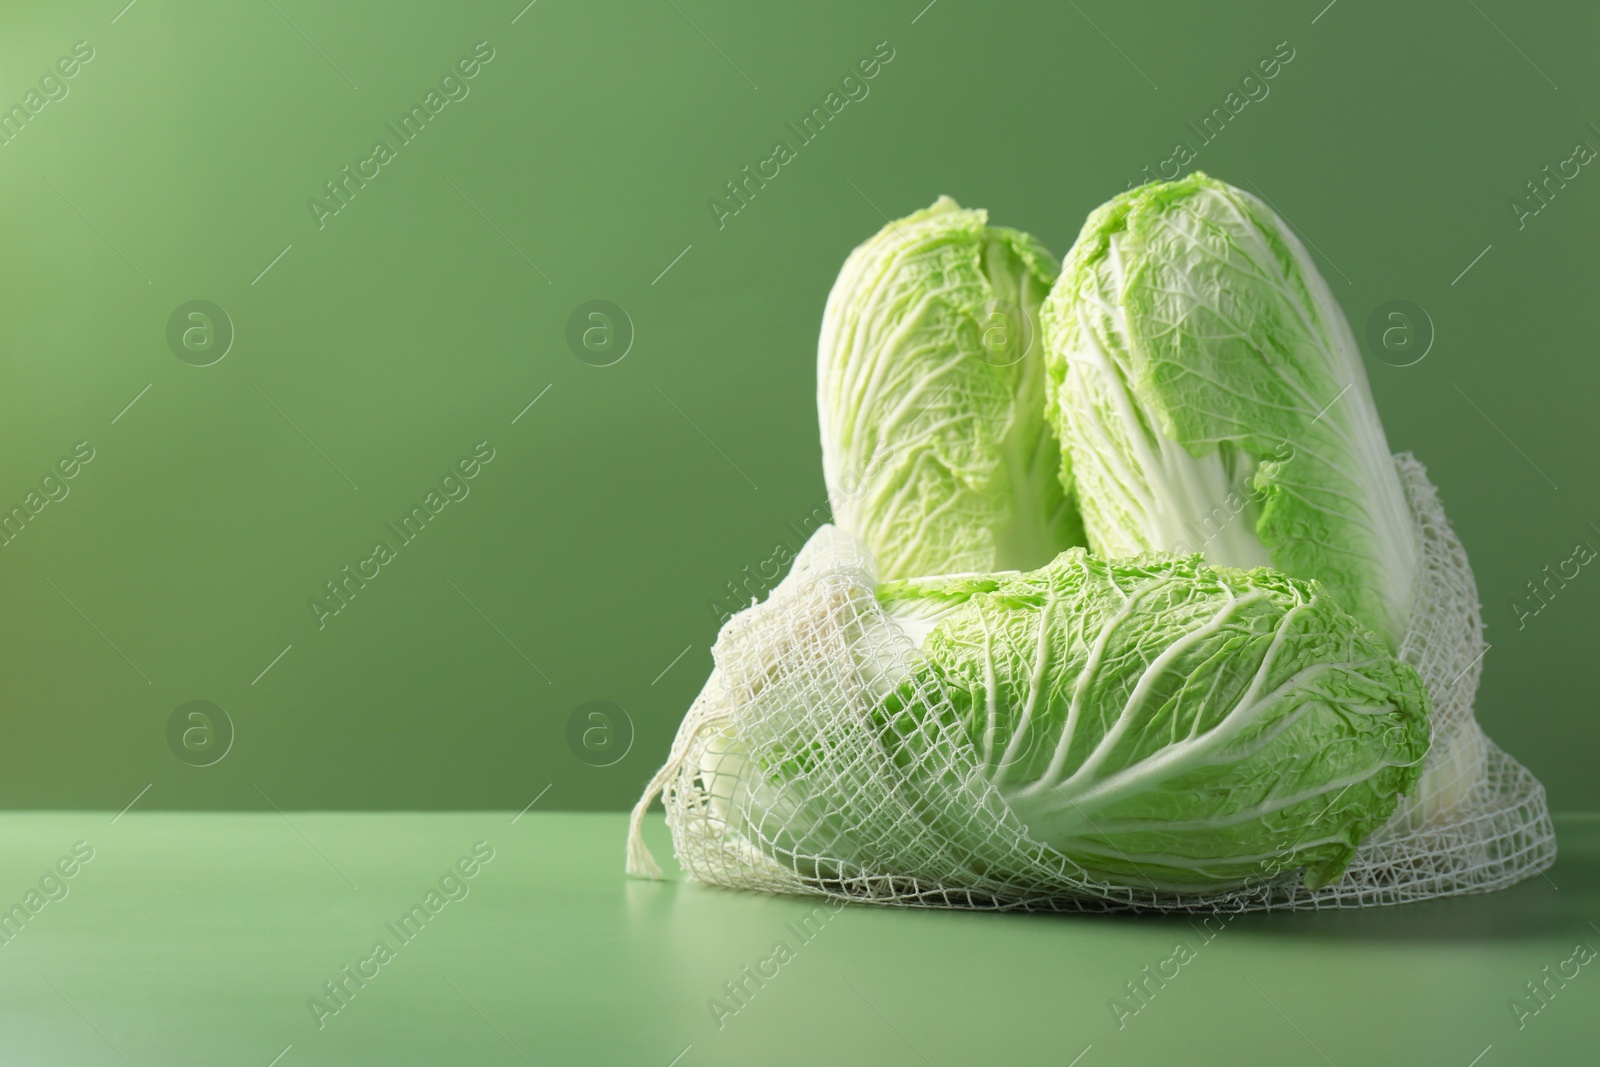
xmin=627 ymin=454 xmax=1555 ymax=911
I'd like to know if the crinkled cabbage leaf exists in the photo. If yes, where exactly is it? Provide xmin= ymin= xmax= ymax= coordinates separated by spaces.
xmin=1043 ymin=173 xmax=1416 ymax=646
xmin=819 ymin=196 xmax=1083 ymax=580
xmin=877 ymin=550 xmax=1429 ymax=891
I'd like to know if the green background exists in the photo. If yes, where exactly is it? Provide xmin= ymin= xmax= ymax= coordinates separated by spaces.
xmin=3 ymin=3 xmax=1597 ymax=1064
xmin=0 ymin=0 xmax=1594 ymax=818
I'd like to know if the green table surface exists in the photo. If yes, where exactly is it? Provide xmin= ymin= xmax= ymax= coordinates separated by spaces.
xmin=2 ymin=811 xmax=1595 ymax=1066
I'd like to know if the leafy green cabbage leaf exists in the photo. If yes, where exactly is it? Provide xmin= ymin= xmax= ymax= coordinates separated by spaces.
xmin=819 ymin=196 xmax=1083 ymax=580
xmin=1042 ymin=173 xmax=1417 ymax=646
xmin=877 ymin=550 xmax=1429 ymax=892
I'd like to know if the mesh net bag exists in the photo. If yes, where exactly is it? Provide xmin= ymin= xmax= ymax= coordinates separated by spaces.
xmin=626 ymin=454 xmax=1556 ymax=911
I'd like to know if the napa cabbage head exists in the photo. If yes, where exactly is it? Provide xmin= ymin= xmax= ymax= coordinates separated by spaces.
xmin=1042 ymin=173 xmax=1417 ymax=647
xmin=685 ymin=531 xmax=1430 ymax=896
xmin=819 ymin=196 xmax=1083 ymax=581
xmin=877 ymin=550 xmax=1429 ymax=892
